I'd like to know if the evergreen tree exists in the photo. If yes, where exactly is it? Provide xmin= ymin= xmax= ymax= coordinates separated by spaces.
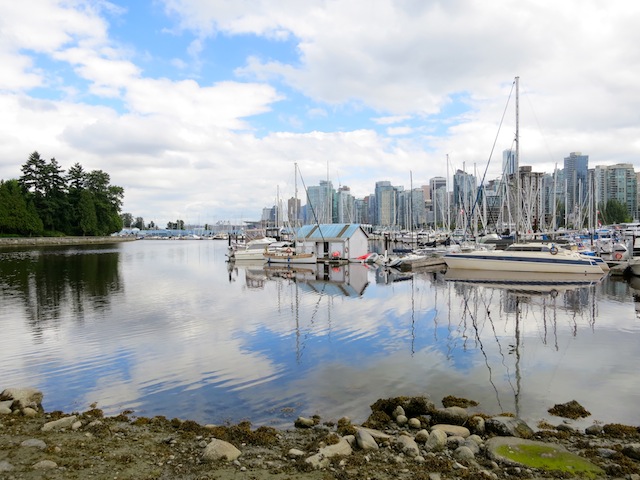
xmin=0 ymin=179 xmax=43 ymax=235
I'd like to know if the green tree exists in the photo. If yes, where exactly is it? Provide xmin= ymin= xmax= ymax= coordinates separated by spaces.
xmin=121 ymin=213 xmax=133 ymax=228
xmin=86 ymin=170 xmax=124 ymax=235
xmin=78 ymin=189 xmax=98 ymax=235
xmin=601 ymin=199 xmax=631 ymax=224
xmin=134 ymin=217 xmax=145 ymax=229
xmin=0 ymin=179 xmax=43 ymax=235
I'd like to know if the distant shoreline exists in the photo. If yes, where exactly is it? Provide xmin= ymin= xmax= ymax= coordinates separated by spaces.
xmin=0 ymin=236 xmax=137 ymax=247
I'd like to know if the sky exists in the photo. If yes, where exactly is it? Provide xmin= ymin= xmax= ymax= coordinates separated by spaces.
xmin=1 ymin=1 xmax=640 ymax=228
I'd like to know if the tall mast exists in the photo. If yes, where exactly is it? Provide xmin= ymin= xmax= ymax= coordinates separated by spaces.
xmin=515 ymin=76 xmax=521 ymax=241
xmin=294 ymin=162 xmax=298 ymax=228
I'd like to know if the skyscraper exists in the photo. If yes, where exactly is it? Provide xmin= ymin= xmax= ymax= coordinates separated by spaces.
xmin=563 ymin=152 xmax=589 ymax=221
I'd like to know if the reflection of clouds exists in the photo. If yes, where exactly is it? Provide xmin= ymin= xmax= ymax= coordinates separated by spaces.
xmin=2 ymin=241 xmax=640 ymax=428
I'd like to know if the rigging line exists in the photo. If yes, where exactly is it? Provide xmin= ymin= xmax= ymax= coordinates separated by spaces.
xmin=297 ymin=166 xmax=325 ymax=243
xmin=467 ymin=79 xmax=517 ymax=233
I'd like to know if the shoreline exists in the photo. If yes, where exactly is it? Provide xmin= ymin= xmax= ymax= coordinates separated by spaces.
xmin=1 ymin=389 xmax=639 ymax=479
xmin=0 ymin=236 xmax=137 ymax=247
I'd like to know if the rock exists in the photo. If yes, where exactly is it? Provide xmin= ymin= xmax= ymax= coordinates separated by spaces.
xmin=0 ymin=461 xmax=14 ymax=471
xmin=294 ymin=416 xmax=315 ymax=428
xmin=547 ymin=400 xmax=591 ymax=419
xmin=486 ymin=437 xmax=604 ymax=477
xmin=305 ymin=437 xmax=353 ymax=469
xmin=415 ymin=429 xmax=430 ymax=443
xmin=288 ymin=448 xmax=305 ymax=457
xmin=356 ymin=427 xmax=391 ymax=441
xmin=42 ymin=415 xmax=77 ymax=432
xmin=21 ymin=439 xmax=47 ymax=449
xmin=463 ymin=438 xmax=481 ymax=455
xmin=454 ymin=445 xmax=476 ymax=462
xmin=468 ymin=415 xmax=485 ymax=435
xmin=355 ymin=428 xmax=379 ymax=451
xmin=446 ymin=435 xmax=465 ymax=448
xmin=467 ymin=434 xmax=483 ymax=446
xmin=0 ymin=388 xmax=43 ymax=412
xmin=202 ymin=438 xmax=242 ymax=462
xmin=0 ymin=405 xmax=11 ymax=415
xmin=485 ymin=416 xmax=534 ymax=439
xmin=434 ymin=406 xmax=468 ymax=425
xmin=23 ymin=407 xmax=38 ymax=417
xmin=622 ymin=443 xmax=640 ymax=461
xmin=408 ymin=417 xmax=421 ymax=429
xmin=397 ymin=435 xmax=420 ymax=457
xmin=585 ymin=424 xmax=603 ymax=435
xmin=32 ymin=460 xmax=58 ymax=469
xmin=431 ymin=424 xmax=470 ymax=438
xmin=425 ymin=429 xmax=448 ymax=452
xmin=396 ymin=414 xmax=408 ymax=426
xmin=393 ymin=405 xmax=405 ymax=419
xmin=72 ymin=420 xmax=83 ymax=430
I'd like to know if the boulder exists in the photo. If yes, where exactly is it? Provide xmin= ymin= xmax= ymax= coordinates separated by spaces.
xmin=485 ymin=416 xmax=533 ymax=439
xmin=355 ymin=428 xmax=379 ymax=451
xmin=0 ymin=388 xmax=43 ymax=411
xmin=42 ymin=415 xmax=77 ymax=432
xmin=202 ymin=438 xmax=242 ymax=462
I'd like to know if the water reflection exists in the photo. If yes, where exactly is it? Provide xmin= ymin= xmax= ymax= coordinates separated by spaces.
xmin=1 ymin=241 xmax=639 ymax=429
xmin=0 ymin=245 xmax=122 ymax=339
xmin=228 ymin=261 xmax=370 ymax=296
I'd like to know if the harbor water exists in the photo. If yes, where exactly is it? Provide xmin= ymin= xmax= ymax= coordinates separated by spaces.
xmin=0 ymin=239 xmax=639 ymax=429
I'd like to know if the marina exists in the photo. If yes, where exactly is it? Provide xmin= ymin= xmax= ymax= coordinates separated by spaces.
xmin=1 ymin=239 xmax=639 ymax=431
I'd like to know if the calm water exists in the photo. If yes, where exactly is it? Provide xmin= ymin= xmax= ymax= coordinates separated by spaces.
xmin=1 ymin=240 xmax=639 ymax=429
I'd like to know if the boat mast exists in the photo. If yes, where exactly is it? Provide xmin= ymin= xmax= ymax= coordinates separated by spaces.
xmin=515 ymin=76 xmax=521 ymax=242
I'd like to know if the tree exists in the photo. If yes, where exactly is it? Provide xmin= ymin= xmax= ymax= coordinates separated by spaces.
xmin=78 ymin=189 xmax=98 ymax=235
xmin=0 ymin=179 xmax=43 ymax=235
xmin=601 ymin=199 xmax=631 ymax=225
xmin=134 ymin=217 xmax=145 ymax=230
xmin=121 ymin=213 xmax=134 ymax=228
xmin=86 ymin=170 xmax=124 ymax=235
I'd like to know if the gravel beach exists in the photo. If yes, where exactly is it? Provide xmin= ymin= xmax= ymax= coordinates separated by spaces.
xmin=1 ymin=388 xmax=640 ymax=480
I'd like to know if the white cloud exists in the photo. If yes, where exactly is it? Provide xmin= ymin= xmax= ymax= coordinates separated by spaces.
xmin=1 ymin=0 xmax=640 ymax=225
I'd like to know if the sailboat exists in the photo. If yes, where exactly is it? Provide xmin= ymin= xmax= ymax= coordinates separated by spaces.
xmin=444 ymin=77 xmax=607 ymax=275
xmin=264 ymin=163 xmax=318 ymax=265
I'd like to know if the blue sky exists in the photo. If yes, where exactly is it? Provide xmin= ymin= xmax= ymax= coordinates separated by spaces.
xmin=1 ymin=1 xmax=639 ymax=227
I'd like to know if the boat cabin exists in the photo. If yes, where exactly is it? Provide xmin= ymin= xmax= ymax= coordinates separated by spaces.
xmin=296 ymin=224 xmax=369 ymax=261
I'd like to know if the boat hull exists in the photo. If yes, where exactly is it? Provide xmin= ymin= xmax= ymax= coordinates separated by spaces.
xmin=443 ymin=251 xmax=605 ymax=274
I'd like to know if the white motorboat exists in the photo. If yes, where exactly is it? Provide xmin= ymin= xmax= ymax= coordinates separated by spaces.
xmin=443 ymin=242 xmax=607 ymax=275
xmin=227 ymin=237 xmax=277 ymax=261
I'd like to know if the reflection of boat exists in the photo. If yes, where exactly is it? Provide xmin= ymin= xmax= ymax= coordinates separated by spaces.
xmin=444 ymin=268 xmax=606 ymax=294
xmin=264 ymin=265 xmax=316 ymax=281
xmin=444 ymin=242 xmax=607 ymax=275
xmin=265 ymin=263 xmax=369 ymax=296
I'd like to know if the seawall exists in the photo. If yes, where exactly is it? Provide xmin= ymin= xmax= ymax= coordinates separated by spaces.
xmin=0 ymin=236 xmax=137 ymax=247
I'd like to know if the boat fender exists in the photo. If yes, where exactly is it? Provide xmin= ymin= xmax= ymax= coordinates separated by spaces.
xmin=332 ymin=251 xmax=340 ymax=258
xmin=286 ymin=248 xmax=292 ymax=253
xmin=550 ymin=245 xmax=558 ymax=255
xmin=615 ymin=252 xmax=623 ymax=260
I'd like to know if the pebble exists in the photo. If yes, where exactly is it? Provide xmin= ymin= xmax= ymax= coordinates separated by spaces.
xmin=20 ymin=438 xmax=47 ymax=449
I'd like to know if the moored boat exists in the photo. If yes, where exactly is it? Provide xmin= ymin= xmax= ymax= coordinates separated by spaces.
xmin=443 ymin=242 xmax=607 ymax=274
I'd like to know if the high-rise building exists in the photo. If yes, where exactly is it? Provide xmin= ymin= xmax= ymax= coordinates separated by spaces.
xmin=375 ymin=181 xmax=397 ymax=227
xmin=336 ymin=185 xmax=355 ymax=223
xmin=429 ymin=176 xmax=447 ymax=227
xmin=305 ymin=180 xmax=334 ymax=224
xmin=563 ymin=152 xmax=589 ymax=221
xmin=503 ymin=149 xmax=516 ymax=176
xmin=594 ymin=163 xmax=637 ymax=221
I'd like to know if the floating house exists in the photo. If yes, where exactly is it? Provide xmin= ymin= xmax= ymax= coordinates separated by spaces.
xmin=296 ymin=224 xmax=369 ymax=262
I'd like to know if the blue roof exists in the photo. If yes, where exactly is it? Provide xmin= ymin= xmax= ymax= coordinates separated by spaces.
xmin=297 ymin=224 xmax=365 ymax=239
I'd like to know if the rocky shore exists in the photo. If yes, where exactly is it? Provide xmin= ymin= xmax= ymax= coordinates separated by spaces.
xmin=1 ymin=388 xmax=639 ymax=480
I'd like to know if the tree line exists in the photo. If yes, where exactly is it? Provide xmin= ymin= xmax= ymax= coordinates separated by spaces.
xmin=0 ymin=151 xmax=124 ymax=236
